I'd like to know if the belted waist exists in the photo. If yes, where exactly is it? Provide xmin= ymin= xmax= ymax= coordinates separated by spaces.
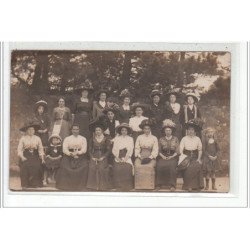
xmin=183 ymin=149 xmax=198 ymax=158
xmin=68 ymin=148 xmax=81 ymax=152
xmin=162 ymin=149 xmax=175 ymax=156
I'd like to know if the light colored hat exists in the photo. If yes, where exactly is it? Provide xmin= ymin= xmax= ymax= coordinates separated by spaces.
xmin=49 ymin=134 xmax=62 ymax=142
xmin=185 ymin=92 xmax=200 ymax=103
xmin=34 ymin=100 xmax=48 ymax=112
xmin=205 ymin=127 xmax=216 ymax=133
xmin=150 ymin=89 xmax=162 ymax=98
xmin=115 ymin=123 xmax=132 ymax=135
xmin=162 ymin=119 xmax=176 ymax=130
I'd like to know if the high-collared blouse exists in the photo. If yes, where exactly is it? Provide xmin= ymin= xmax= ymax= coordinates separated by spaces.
xmin=112 ymin=135 xmax=134 ymax=164
xmin=158 ymin=136 xmax=179 ymax=155
xmin=63 ymin=135 xmax=87 ymax=156
xmin=17 ymin=135 xmax=45 ymax=158
xmin=180 ymin=135 xmax=202 ymax=153
xmin=135 ymin=134 xmax=159 ymax=158
xmin=129 ymin=116 xmax=148 ymax=132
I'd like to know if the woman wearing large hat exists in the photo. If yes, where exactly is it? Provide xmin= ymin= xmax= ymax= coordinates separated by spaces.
xmin=163 ymin=89 xmax=182 ymax=141
xmin=129 ymin=102 xmax=149 ymax=142
xmin=73 ymin=80 xmax=94 ymax=141
xmin=134 ymin=119 xmax=159 ymax=190
xmin=182 ymin=92 xmax=202 ymax=138
xmin=17 ymin=120 xmax=45 ymax=189
xmin=156 ymin=119 xmax=180 ymax=191
xmin=149 ymin=90 xmax=164 ymax=139
xmin=112 ymin=123 xmax=134 ymax=191
xmin=86 ymin=120 xmax=112 ymax=190
xmin=34 ymin=99 xmax=50 ymax=150
xmin=179 ymin=118 xmax=204 ymax=191
xmin=92 ymin=88 xmax=109 ymax=121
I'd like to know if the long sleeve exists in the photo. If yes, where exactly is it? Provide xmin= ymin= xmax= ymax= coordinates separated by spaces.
xmin=126 ymin=137 xmax=134 ymax=158
xmin=151 ymin=137 xmax=159 ymax=158
xmin=17 ymin=137 xmax=24 ymax=158
xmin=92 ymin=102 xmax=97 ymax=120
xmin=175 ymin=137 xmax=180 ymax=155
xmin=103 ymin=138 xmax=111 ymax=158
xmin=197 ymin=137 xmax=202 ymax=151
xmin=78 ymin=137 xmax=87 ymax=155
xmin=179 ymin=137 xmax=185 ymax=154
xmin=158 ymin=138 xmax=163 ymax=154
xmin=37 ymin=137 xmax=45 ymax=157
xmin=134 ymin=136 xmax=141 ymax=157
xmin=112 ymin=138 xmax=119 ymax=158
xmin=63 ymin=137 xmax=71 ymax=156
xmin=88 ymin=139 xmax=94 ymax=158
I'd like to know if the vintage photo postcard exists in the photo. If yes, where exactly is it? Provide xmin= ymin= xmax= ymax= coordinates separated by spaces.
xmin=1 ymin=42 xmax=248 ymax=207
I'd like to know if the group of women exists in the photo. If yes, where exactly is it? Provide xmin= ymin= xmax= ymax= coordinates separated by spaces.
xmin=17 ymin=80 xmax=206 ymax=192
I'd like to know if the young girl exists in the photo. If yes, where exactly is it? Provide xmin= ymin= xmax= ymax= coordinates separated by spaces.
xmin=45 ymin=134 xmax=63 ymax=184
xmin=203 ymin=127 xmax=220 ymax=190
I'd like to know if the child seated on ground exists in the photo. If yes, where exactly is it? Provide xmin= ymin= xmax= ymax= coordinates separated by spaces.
xmin=44 ymin=134 xmax=63 ymax=185
xmin=203 ymin=127 xmax=220 ymax=191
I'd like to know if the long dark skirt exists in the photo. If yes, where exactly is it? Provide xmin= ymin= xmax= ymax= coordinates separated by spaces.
xmin=87 ymin=158 xmax=111 ymax=191
xmin=56 ymin=155 xmax=89 ymax=191
xmin=19 ymin=150 xmax=43 ymax=188
xmin=113 ymin=162 xmax=134 ymax=191
xmin=74 ymin=112 xmax=90 ymax=141
xmin=182 ymin=159 xmax=204 ymax=190
xmin=156 ymin=157 xmax=177 ymax=188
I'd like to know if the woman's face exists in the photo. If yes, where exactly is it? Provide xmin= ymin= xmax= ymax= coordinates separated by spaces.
xmin=207 ymin=131 xmax=214 ymax=138
xmin=27 ymin=127 xmax=35 ymax=136
xmin=121 ymin=127 xmax=128 ymax=136
xmin=164 ymin=127 xmax=172 ymax=137
xmin=99 ymin=93 xmax=107 ymax=102
xmin=187 ymin=127 xmax=196 ymax=136
xmin=58 ymin=98 xmax=65 ymax=107
xmin=72 ymin=126 xmax=80 ymax=136
xmin=123 ymin=97 xmax=130 ymax=105
xmin=135 ymin=107 xmax=143 ymax=116
xmin=95 ymin=127 xmax=103 ymax=136
xmin=37 ymin=105 xmax=44 ymax=114
xmin=107 ymin=111 xmax=115 ymax=120
xmin=169 ymin=94 xmax=176 ymax=103
xmin=81 ymin=90 xmax=89 ymax=98
xmin=187 ymin=96 xmax=194 ymax=105
xmin=143 ymin=125 xmax=151 ymax=135
xmin=153 ymin=95 xmax=160 ymax=104
xmin=52 ymin=137 xmax=60 ymax=145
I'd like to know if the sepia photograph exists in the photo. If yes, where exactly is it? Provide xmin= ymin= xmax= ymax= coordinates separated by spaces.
xmin=8 ymin=47 xmax=231 ymax=193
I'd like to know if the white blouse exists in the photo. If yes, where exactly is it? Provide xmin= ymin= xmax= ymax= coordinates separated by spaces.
xmin=112 ymin=135 xmax=134 ymax=165
xmin=170 ymin=102 xmax=180 ymax=114
xmin=129 ymin=116 xmax=148 ymax=132
xmin=63 ymin=135 xmax=87 ymax=156
xmin=17 ymin=135 xmax=44 ymax=158
xmin=135 ymin=134 xmax=159 ymax=159
xmin=99 ymin=101 xmax=106 ymax=108
xmin=179 ymin=135 xmax=202 ymax=153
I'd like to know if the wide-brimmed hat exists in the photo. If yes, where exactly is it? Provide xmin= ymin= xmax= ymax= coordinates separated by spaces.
xmin=139 ymin=119 xmax=153 ymax=130
xmin=89 ymin=120 xmax=107 ymax=132
xmin=162 ymin=119 xmax=176 ymax=132
xmin=131 ymin=102 xmax=149 ymax=113
xmin=115 ymin=123 xmax=132 ymax=135
xmin=185 ymin=118 xmax=203 ymax=131
xmin=20 ymin=120 xmax=41 ymax=132
xmin=95 ymin=88 xmax=109 ymax=99
xmin=74 ymin=79 xmax=94 ymax=94
xmin=34 ymin=100 xmax=48 ymax=112
xmin=48 ymin=134 xmax=62 ymax=143
xmin=185 ymin=92 xmax=199 ymax=103
xmin=150 ymin=89 xmax=162 ymax=99
xmin=166 ymin=89 xmax=180 ymax=99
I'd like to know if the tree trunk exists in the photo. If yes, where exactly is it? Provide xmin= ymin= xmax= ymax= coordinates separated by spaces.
xmin=120 ymin=52 xmax=133 ymax=90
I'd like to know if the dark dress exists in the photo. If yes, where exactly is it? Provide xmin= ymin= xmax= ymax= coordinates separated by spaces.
xmin=203 ymin=139 xmax=219 ymax=178
xmin=149 ymin=103 xmax=164 ymax=139
xmin=119 ymin=105 xmax=132 ymax=124
xmin=163 ymin=102 xmax=182 ymax=141
xmin=45 ymin=144 xmax=62 ymax=170
xmin=73 ymin=98 xmax=92 ymax=141
xmin=87 ymin=135 xmax=112 ymax=190
xmin=35 ymin=113 xmax=50 ymax=148
xmin=92 ymin=101 xmax=107 ymax=122
xmin=156 ymin=136 xmax=179 ymax=188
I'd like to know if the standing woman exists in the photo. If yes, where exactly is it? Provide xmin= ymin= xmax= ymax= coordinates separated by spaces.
xmin=17 ymin=120 xmax=45 ymax=189
xmin=119 ymin=91 xmax=132 ymax=124
xmin=179 ymin=119 xmax=204 ymax=191
xmin=52 ymin=97 xmax=72 ymax=142
xmin=112 ymin=123 xmax=134 ymax=191
xmin=34 ymin=100 xmax=50 ymax=151
xmin=129 ymin=103 xmax=148 ymax=142
xmin=163 ymin=90 xmax=182 ymax=141
xmin=73 ymin=80 xmax=93 ymax=141
xmin=56 ymin=124 xmax=89 ymax=191
xmin=156 ymin=119 xmax=179 ymax=191
xmin=149 ymin=90 xmax=163 ymax=139
xmin=87 ymin=121 xmax=112 ymax=191
xmin=92 ymin=89 xmax=108 ymax=121
xmin=134 ymin=119 xmax=159 ymax=190
xmin=103 ymin=107 xmax=120 ymax=140
xmin=182 ymin=92 xmax=201 ymax=137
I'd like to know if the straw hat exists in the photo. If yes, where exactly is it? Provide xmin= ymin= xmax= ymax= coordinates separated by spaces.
xmin=162 ymin=119 xmax=176 ymax=132
xmin=115 ymin=123 xmax=132 ymax=135
xmin=150 ymin=89 xmax=162 ymax=99
xmin=48 ymin=134 xmax=62 ymax=143
xmin=34 ymin=100 xmax=48 ymax=112
xmin=185 ymin=92 xmax=199 ymax=103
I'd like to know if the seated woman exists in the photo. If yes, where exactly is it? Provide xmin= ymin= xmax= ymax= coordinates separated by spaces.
xmin=56 ymin=124 xmax=88 ymax=191
xmin=17 ymin=120 xmax=45 ymax=189
xmin=129 ymin=103 xmax=148 ymax=142
xmin=87 ymin=121 xmax=112 ymax=191
xmin=112 ymin=123 xmax=134 ymax=191
xmin=179 ymin=119 xmax=204 ymax=191
xmin=157 ymin=119 xmax=179 ymax=191
xmin=134 ymin=119 xmax=158 ymax=190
